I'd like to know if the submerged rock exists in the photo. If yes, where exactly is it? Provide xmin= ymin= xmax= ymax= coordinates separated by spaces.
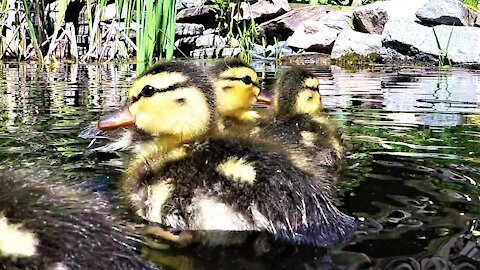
xmin=415 ymin=0 xmax=477 ymax=26
xmin=190 ymin=47 xmax=241 ymax=59
xmin=331 ymin=30 xmax=382 ymax=60
xmin=257 ymin=6 xmax=327 ymax=44
xmin=353 ymin=0 xmax=428 ymax=34
xmin=287 ymin=21 xmax=341 ymax=54
xmin=382 ymin=18 xmax=480 ymax=64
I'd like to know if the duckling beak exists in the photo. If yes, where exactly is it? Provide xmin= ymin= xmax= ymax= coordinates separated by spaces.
xmin=97 ymin=106 xmax=136 ymax=131
xmin=255 ymin=91 xmax=272 ymax=106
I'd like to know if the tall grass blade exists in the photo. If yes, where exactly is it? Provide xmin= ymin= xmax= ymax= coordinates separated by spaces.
xmin=21 ymin=0 xmax=43 ymax=62
xmin=45 ymin=0 xmax=70 ymax=62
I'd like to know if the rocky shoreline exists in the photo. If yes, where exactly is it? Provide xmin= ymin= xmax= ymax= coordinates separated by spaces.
xmin=2 ymin=0 xmax=480 ymax=66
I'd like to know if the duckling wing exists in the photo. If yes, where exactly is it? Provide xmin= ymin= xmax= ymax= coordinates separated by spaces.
xmin=261 ymin=115 xmax=346 ymax=169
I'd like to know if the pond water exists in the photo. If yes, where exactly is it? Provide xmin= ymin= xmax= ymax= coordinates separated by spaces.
xmin=0 ymin=61 xmax=479 ymax=269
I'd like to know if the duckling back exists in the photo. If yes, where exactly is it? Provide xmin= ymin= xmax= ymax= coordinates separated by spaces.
xmin=124 ymin=136 xmax=356 ymax=247
xmin=0 ymin=166 xmax=155 ymax=270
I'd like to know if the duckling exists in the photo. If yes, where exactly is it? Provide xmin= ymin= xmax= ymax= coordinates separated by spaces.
xmin=0 ymin=165 xmax=155 ymax=270
xmin=258 ymin=66 xmax=346 ymax=172
xmin=97 ymin=61 xmax=356 ymax=247
xmin=80 ymin=58 xmax=262 ymax=153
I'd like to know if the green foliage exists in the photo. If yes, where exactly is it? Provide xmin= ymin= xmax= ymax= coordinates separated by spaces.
xmin=21 ymin=0 xmax=43 ymax=62
xmin=432 ymin=26 xmax=453 ymax=69
xmin=136 ymin=0 xmax=176 ymax=73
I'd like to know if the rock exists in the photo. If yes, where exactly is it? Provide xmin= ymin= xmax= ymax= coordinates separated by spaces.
xmin=286 ymin=21 xmax=341 ymax=53
xmin=331 ymin=30 xmax=382 ymax=59
xmin=353 ymin=0 xmax=428 ymax=34
xmin=177 ymin=6 xmax=216 ymax=24
xmin=176 ymin=23 xmax=205 ymax=36
xmin=415 ymin=0 xmax=477 ymax=26
xmin=476 ymin=16 xmax=480 ymax=27
xmin=175 ymin=34 xmax=227 ymax=54
xmin=257 ymin=6 xmax=328 ymax=44
xmin=176 ymin=0 xmax=203 ymax=10
xmin=190 ymin=47 xmax=241 ymax=58
xmin=281 ymin=52 xmax=331 ymax=66
xmin=235 ymin=0 xmax=290 ymax=21
xmin=382 ymin=18 xmax=480 ymax=64
xmin=319 ymin=11 xmax=353 ymax=30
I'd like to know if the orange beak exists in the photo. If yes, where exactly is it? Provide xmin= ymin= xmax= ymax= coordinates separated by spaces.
xmin=255 ymin=91 xmax=272 ymax=106
xmin=97 ymin=106 xmax=136 ymax=131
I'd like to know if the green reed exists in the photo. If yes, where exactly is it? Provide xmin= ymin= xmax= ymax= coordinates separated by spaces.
xmin=432 ymin=25 xmax=453 ymax=69
xmin=136 ymin=0 xmax=176 ymax=73
xmin=21 ymin=0 xmax=43 ymax=62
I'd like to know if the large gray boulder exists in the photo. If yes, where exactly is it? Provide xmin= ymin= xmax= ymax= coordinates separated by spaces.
xmin=382 ymin=18 xmax=480 ymax=64
xmin=235 ymin=0 xmax=290 ymax=21
xmin=257 ymin=6 xmax=327 ymax=44
xmin=318 ymin=11 xmax=353 ymax=30
xmin=415 ymin=0 xmax=477 ymax=26
xmin=286 ymin=21 xmax=341 ymax=53
xmin=353 ymin=0 xmax=428 ymax=34
xmin=331 ymin=30 xmax=382 ymax=59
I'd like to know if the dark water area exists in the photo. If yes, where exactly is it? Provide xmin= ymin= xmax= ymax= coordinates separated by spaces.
xmin=0 ymin=61 xmax=479 ymax=269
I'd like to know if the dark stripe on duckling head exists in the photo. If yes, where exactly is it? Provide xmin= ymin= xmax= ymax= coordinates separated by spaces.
xmin=222 ymin=75 xmax=259 ymax=88
xmin=131 ymin=82 xmax=191 ymax=104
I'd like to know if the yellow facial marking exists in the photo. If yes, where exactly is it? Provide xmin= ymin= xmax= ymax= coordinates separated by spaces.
xmin=305 ymin=77 xmax=319 ymax=90
xmin=217 ymin=157 xmax=256 ymax=184
xmin=0 ymin=215 xmax=38 ymax=257
xmin=129 ymin=72 xmax=187 ymax=99
xmin=215 ymin=67 xmax=260 ymax=120
xmin=129 ymin=87 xmax=210 ymax=140
xmin=145 ymin=182 xmax=174 ymax=223
xmin=294 ymin=89 xmax=322 ymax=115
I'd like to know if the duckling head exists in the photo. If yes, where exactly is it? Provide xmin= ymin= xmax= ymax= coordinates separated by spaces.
xmin=98 ymin=62 xmax=216 ymax=142
xmin=274 ymin=66 xmax=323 ymax=116
xmin=210 ymin=58 xmax=261 ymax=121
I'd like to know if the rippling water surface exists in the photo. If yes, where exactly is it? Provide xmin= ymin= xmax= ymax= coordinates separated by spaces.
xmin=0 ymin=61 xmax=478 ymax=269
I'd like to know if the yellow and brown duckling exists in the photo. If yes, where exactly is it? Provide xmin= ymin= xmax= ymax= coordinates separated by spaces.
xmin=97 ymin=61 xmax=356 ymax=247
xmin=258 ymin=66 xmax=346 ymax=172
xmin=0 ymin=165 xmax=155 ymax=270
xmin=80 ymin=58 xmax=262 ymax=153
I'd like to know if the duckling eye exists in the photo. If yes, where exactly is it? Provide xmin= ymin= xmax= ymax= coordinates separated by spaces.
xmin=242 ymin=76 xmax=252 ymax=85
xmin=140 ymin=85 xmax=156 ymax=98
xmin=176 ymin=98 xmax=186 ymax=104
xmin=308 ymin=96 xmax=313 ymax=100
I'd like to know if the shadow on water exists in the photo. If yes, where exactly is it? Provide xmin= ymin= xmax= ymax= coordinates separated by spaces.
xmin=0 ymin=61 xmax=478 ymax=269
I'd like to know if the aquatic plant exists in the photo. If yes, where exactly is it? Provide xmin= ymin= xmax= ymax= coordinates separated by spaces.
xmin=432 ymin=25 xmax=453 ymax=69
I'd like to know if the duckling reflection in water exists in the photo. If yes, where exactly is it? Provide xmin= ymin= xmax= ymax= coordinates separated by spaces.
xmin=81 ymin=58 xmax=262 ymax=153
xmin=97 ymin=61 xmax=356 ymax=247
xmin=257 ymin=66 xmax=347 ymax=175
xmin=0 ymin=165 xmax=155 ymax=270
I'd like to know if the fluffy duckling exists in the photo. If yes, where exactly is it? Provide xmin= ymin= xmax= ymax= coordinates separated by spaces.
xmin=0 ymin=165 xmax=155 ymax=270
xmin=259 ymin=66 xmax=346 ymax=172
xmin=97 ymin=61 xmax=356 ymax=247
xmin=80 ymin=58 xmax=261 ymax=153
